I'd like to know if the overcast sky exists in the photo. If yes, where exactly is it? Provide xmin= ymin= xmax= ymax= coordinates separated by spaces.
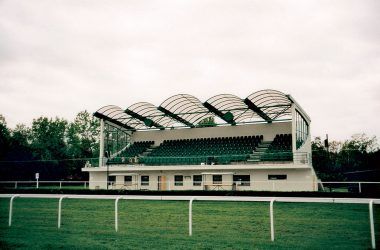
xmin=0 ymin=0 xmax=379 ymax=141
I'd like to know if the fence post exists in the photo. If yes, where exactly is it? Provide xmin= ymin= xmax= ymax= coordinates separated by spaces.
xmin=58 ymin=195 xmax=68 ymax=229
xmin=84 ymin=182 xmax=87 ymax=189
xmin=270 ymin=198 xmax=275 ymax=241
xmin=359 ymin=182 xmax=362 ymax=193
xmin=8 ymin=194 xmax=19 ymax=227
xmin=59 ymin=182 xmax=62 ymax=189
xmin=115 ymin=196 xmax=123 ymax=232
xmin=369 ymin=200 xmax=376 ymax=249
xmin=14 ymin=181 xmax=17 ymax=189
xmin=189 ymin=197 xmax=196 ymax=236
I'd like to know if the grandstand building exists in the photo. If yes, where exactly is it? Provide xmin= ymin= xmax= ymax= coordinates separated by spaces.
xmin=82 ymin=90 xmax=318 ymax=191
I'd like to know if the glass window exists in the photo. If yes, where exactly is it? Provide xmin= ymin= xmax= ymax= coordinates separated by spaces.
xmin=174 ymin=175 xmax=183 ymax=186
xmin=124 ymin=176 xmax=132 ymax=184
xmin=268 ymin=175 xmax=287 ymax=180
xmin=193 ymin=175 xmax=202 ymax=186
xmin=213 ymin=175 xmax=222 ymax=184
xmin=233 ymin=175 xmax=250 ymax=186
xmin=295 ymin=110 xmax=309 ymax=149
xmin=108 ymin=176 xmax=116 ymax=183
xmin=141 ymin=175 xmax=149 ymax=186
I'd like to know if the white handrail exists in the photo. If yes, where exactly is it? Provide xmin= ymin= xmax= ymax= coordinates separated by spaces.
xmin=189 ymin=196 xmax=196 ymax=236
xmin=369 ymin=200 xmax=376 ymax=249
xmin=270 ymin=198 xmax=275 ymax=241
xmin=1 ymin=194 xmax=379 ymax=249
xmin=8 ymin=194 xmax=19 ymax=227
xmin=58 ymin=195 xmax=68 ymax=229
xmin=115 ymin=196 xmax=123 ymax=232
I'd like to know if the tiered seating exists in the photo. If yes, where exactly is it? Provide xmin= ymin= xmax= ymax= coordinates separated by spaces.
xmin=141 ymin=135 xmax=263 ymax=165
xmin=268 ymin=134 xmax=292 ymax=151
xmin=262 ymin=134 xmax=292 ymax=161
xmin=121 ymin=141 xmax=154 ymax=157
xmin=108 ymin=141 xmax=154 ymax=164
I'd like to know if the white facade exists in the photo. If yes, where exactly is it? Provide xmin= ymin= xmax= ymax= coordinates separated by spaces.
xmin=85 ymin=164 xmax=317 ymax=191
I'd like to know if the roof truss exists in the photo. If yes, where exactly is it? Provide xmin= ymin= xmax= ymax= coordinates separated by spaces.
xmin=243 ymin=98 xmax=272 ymax=123
xmin=124 ymin=109 xmax=165 ymax=130
xmin=157 ymin=106 xmax=195 ymax=128
xmin=203 ymin=101 xmax=236 ymax=125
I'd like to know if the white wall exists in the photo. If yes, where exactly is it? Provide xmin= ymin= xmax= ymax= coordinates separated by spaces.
xmin=90 ymin=167 xmax=317 ymax=192
xmin=89 ymin=172 xmax=107 ymax=189
xmin=132 ymin=122 xmax=291 ymax=145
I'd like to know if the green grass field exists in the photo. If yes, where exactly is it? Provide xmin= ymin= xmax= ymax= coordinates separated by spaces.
xmin=0 ymin=198 xmax=379 ymax=249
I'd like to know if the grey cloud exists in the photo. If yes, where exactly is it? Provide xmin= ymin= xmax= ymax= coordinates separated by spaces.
xmin=0 ymin=0 xmax=379 ymax=141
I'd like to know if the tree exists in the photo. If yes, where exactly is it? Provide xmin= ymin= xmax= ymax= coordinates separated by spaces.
xmin=197 ymin=117 xmax=216 ymax=127
xmin=66 ymin=111 xmax=99 ymax=158
xmin=0 ymin=114 xmax=10 ymax=160
xmin=338 ymin=134 xmax=378 ymax=172
xmin=312 ymin=134 xmax=379 ymax=181
xmin=7 ymin=124 xmax=32 ymax=161
xmin=29 ymin=117 xmax=68 ymax=160
xmin=341 ymin=133 xmax=378 ymax=153
xmin=65 ymin=111 xmax=99 ymax=179
xmin=311 ymin=137 xmax=343 ymax=180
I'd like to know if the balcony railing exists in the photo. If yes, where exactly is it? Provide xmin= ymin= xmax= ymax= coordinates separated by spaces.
xmin=97 ymin=152 xmax=311 ymax=167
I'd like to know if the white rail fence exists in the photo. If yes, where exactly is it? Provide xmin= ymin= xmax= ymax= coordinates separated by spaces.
xmin=1 ymin=180 xmax=380 ymax=193
xmin=0 ymin=180 xmax=380 ymax=193
xmin=0 ymin=194 xmax=379 ymax=249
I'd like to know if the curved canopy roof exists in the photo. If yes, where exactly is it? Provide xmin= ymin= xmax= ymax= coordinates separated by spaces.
xmin=94 ymin=89 xmax=297 ymax=131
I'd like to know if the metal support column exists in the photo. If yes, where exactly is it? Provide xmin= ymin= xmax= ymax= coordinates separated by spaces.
xmin=99 ymin=119 xmax=105 ymax=167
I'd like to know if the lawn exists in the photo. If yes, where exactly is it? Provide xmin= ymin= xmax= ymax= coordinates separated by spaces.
xmin=0 ymin=198 xmax=378 ymax=249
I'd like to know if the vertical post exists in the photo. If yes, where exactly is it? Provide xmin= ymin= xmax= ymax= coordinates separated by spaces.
xmin=359 ymin=182 xmax=362 ymax=194
xmin=58 ymin=196 xmax=68 ymax=229
xmin=189 ymin=197 xmax=196 ymax=236
xmin=8 ymin=195 xmax=19 ymax=227
xmin=35 ymin=173 xmax=39 ymax=189
xmin=115 ymin=196 xmax=122 ymax=232
xmin=14 ymin=181 xmax=17 ymax=189
xmin=270 ymin=199 xmax=275 ymax=241
xmin=59 ymin=182 xmax=62 ymax=189
xmin=84 ymin=182 xmax=87 ymax=189
xmin=99 ymin=119 xmax=105 ymax=167
xmin=369 ymin=200 xmax=376 ymax=249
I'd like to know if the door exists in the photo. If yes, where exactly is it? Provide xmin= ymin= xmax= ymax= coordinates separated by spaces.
xmin=158 ymin=176 xmax=166 ymax=191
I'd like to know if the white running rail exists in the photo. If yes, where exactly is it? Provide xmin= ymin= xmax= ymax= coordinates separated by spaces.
xmin=1 ymin=194 xmax=379 ymax=249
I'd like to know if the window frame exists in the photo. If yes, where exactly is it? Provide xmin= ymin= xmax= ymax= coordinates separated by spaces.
xmin=174 ymin=175 xmax=184 ymax=186
xmin=141 ymin=175 xmax=149 ymax=186
xmin=213 ymin=175 xmax=223 ymax=184
xmin=108 ymin=176 xmax=116 ymax=183
xmin=233 ymin=175 xmax=251 ymax=186
xmin=193 ymin=175 xmax=202 ymax=186
xmin=268 ymin=174 xmax=287 ymax=180
xmin=124 ymin=176 xmax=132 ymax=185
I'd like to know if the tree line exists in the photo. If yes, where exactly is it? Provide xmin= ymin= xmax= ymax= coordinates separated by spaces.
xmin=0 ymin=112 xmax=379 ymax=181
xmin=0 ymin=111 xmax=99 ymax=180
xmin=312 ymin=134 xmax=379 ymax=181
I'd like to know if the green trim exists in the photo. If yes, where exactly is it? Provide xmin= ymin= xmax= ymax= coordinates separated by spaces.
xmin=125 ymin=109 xmax=165 ymax=130
xmin=204 ymin=102 xmax=236 ymax=125
xmin=158 ymin=106 xmax=195 ymax=128
xmin=244 ymin=98 xmax=272 ymax=123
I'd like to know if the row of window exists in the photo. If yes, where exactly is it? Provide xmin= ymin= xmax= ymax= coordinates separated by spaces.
xmin=109 ymin=174 xmax=287 ymax=186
